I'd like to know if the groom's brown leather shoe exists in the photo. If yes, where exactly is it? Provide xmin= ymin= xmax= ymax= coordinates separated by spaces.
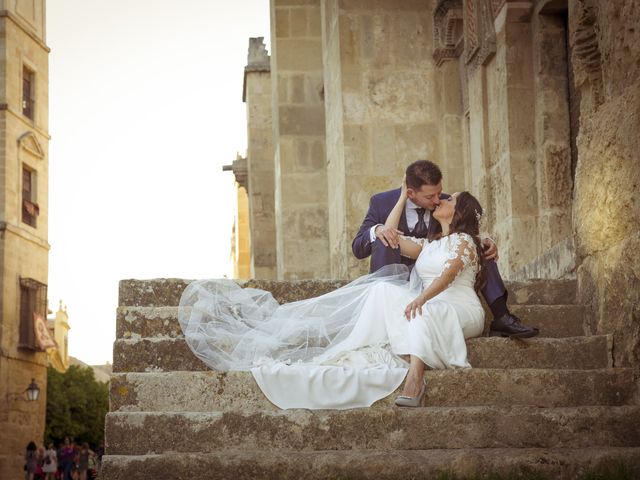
xmin=489 ymin=313 xmax=539 ymax=338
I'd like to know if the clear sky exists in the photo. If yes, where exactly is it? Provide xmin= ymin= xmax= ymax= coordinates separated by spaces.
xmin=47 ymin=0 xmax=271 ymax=365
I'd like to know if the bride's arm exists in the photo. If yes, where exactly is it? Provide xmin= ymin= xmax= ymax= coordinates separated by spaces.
xmin=384 ymin=182 xmax=406 ymax=231
xmin=384 ymin=179 xmax=422 ymax=259
xmin=404 ymin=234 xmax=478 ymax=319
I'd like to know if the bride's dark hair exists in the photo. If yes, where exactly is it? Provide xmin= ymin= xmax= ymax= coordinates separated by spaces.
xmin=449 ymin=192 xmax=487 ymax=293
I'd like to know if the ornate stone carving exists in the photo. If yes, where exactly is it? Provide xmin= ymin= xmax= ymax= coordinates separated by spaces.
xmin=464 ymin=0 xmax=496 ymax=73
xmin=490 ymin=0 xmax=506 ymax=18
xmin=433 ymin=0 xmax=464 ymax=66
xmin=18 ymin=131 xmax=45 ymax=159
xmin=571 ymin=0 xmax=603 ymax=106
xmin=222 ymin=155 xmax=248 ymax=191
xmin=247 ymin=37 xmax=270 ymax=71
xmin=243 ymin=37 xmax=270 ymax=102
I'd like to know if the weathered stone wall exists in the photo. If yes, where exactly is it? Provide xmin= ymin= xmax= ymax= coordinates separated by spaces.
xmin=0 ymin=5 xmax=49 ymax=478
xmin=270 ymin=0 xmax=330 ymax=280
xmin=568 ymin=0 xmax=640 ymax=368
xmin=532 ymin=4 xmax=573 ymax=254
xmin=322 ymin=0 xmax=441 ymax=279
xmin=244 ymin=0 xmax=640 ymax=371
xmin=244 ymin=39 xmax=277 ymax=279
xmin=462 ymin=1 xmax=575 ymax=277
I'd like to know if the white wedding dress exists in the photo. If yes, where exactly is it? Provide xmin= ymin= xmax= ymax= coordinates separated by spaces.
xmin=178 ymin=232 xmax=485 ymax=410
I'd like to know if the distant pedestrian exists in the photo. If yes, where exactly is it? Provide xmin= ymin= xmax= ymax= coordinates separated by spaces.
xmin=42 ymin=443 xmax=58 ymax=480
xmin=59 ymin=437 xmax=75 ymax=480
xmin=24 ymin=441 xmax=38 ymax=480
xmin=94 ymin=442 xmax=104 ymax=473
xmin=77 ymin=443 xmax=94 ymax=480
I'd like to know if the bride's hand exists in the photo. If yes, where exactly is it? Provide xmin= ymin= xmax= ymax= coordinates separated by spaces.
xmin=404 ymin=295 xmax=426 ymax=320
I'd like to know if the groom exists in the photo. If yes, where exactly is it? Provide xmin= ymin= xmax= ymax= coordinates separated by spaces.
xmin=352 ymin=160 xmax=539 ymax=338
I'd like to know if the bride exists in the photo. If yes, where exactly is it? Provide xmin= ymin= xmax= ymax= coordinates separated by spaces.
xmin=178 ymin=183 xmax=487 ymax=409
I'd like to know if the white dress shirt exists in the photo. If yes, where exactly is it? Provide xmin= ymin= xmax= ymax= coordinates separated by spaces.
xmin=369 ymin=198 xmax=431 ymax=242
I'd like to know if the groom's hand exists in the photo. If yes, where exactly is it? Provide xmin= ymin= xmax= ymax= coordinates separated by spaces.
xmin=482 ymin=238 xmax=498 ymax=261
xmin=375 ymin=225 xmax=403 ymax=249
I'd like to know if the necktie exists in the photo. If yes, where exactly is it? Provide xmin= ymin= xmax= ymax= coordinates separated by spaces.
xmin=413 ymin=208 xmax=428 ymax=238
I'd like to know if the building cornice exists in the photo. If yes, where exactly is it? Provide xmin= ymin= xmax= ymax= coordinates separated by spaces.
xmin=0 ymin=104 xmax=51 ymax=140
xmin=0 ymin=10 xmax=50 ymax=52
xmin=0 ymin=221 xmax=50 ymax=250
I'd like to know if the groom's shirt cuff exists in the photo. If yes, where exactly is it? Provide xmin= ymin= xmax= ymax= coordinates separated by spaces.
xmin=369 ymin=224 xmax=382 ymax=243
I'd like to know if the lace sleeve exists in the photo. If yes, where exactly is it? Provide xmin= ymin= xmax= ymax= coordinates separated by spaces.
xmin=420 ymin=233 xmax=478 ymax=299
xmin=399 ymin=235 xmax=426 ymax=259
xmin=399 ymin=235 xmax=426 ymax=247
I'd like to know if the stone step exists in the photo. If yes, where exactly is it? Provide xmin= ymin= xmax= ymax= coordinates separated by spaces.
xmin=100 ymin=448 xmax=640 ymax=480
xmin=116 ymin=304 xmax=588 ymax=340
xmin=109 ymin=368 xmax=637 ymax=412
xmin=111 ymin=335 xmax=612 ymax=373
xmin=119 ymin=278 xmax=578 ymax=308
xmin=105 ymin=405 xmax=640 ymax=454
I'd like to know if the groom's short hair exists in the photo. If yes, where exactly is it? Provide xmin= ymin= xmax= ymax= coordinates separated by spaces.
xmin=406 ymin=160 xmax=442 ymax=189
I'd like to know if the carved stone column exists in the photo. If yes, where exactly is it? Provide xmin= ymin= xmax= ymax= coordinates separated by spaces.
xmin=433 ymin=0 xmax=467 ymax=192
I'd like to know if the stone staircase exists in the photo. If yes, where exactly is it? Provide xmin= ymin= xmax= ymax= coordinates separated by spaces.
xmin=101 ymin=279 xmax=640 ymax=479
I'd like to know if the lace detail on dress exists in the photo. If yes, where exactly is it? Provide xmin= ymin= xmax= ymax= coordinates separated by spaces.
xmin=399 ymin=235 xmax=426 ymax=246
xmin=399 ymin=235 xmax=427 ymax=259
xmin=429 ymin=233 xmax=479 ymax=291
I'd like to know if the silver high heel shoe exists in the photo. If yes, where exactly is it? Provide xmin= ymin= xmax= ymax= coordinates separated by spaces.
xmin=394 ymin=378 xmax=427 ymax=407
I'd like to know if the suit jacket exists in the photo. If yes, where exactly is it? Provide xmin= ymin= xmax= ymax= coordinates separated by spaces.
xmin=351 ymin=188 xmax=450 ymax=261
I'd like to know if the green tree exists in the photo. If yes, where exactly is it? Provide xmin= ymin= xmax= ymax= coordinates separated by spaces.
xmin=45 ymin=365 xmax=109 ymax=447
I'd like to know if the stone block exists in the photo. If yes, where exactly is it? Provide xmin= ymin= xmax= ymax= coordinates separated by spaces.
xmin=289 ymin=8 xmax=308 ymax=37
xmin=277 ymin=73 xmax=289 ymax=103
xmin=389 ymin=12 xmax=432 ymax=67
xmin=308 ymin=9 xmax=321 ymax=36
xmin=274 ymin=8 xmax=290 ymax=38
xmin=541 ymin=143 xmax=572 ymax=208
xmin=370 ymin=124 xmax=396 ymax=172
xmin=394 ymin=123 xmax=439 ymax=166
xmin=111 ymin=336 xmax=612 ymax=373
xmin=305 ymin=73 xmax=324 ymax=103
xmin=280 ymin=177 xmax=327 ymax=210
xmin=109 ymin=368 xmax=635 ymax=413
xmin=105 ymin=405 xmax=640 ymax=454
xmin=100 ymin=448 xmax=640 ymax=480
xmin=117 ymin=278 xmax=577 ymax=308
xmin=274 ymin=0 xmax=318 ymax=5
xmin=337 ymin=14 xmax=357 ymax=67
xmin=278 ymin=105 xmax=325 ymax=135
xmin=340 ymin=0 xmax=433 ymax=11
xmin=343 ymin=124 xmax=371 ymax=174
xmin=509 ymin=215 xmax=541 ymax=271
xmin=340 ymin=70 xmax=362 ymax=93
xmin=115 ymin=304 xmax=586 ymax=341
xmin=290 ymin=74 xmax=305 ymax=103
xmin=365 ymin=71 xmax=435 ymax=123
xmin=342 ymin=91 xmax=368 ymax=123
xmin=276 ymin=39 xmax=323 ymax=71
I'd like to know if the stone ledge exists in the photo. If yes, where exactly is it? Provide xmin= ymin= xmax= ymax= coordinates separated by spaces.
xmin=100 ymin=448 xmax=640 ymax=480
xmin=116 ymin=304 xmax=588 ymax=340
xmin=104 ymin=405 xmax=640 ymax=454
xmin=111 ymin=335 xmax=612 ymax=373
xmin=109 ymin=368 xmax=637 ymax=413
xmin=118 ymin=278 xmax=578 ymax=307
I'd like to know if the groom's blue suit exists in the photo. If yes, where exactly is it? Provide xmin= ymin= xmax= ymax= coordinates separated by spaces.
xmin=352 ymin=188 xmax=506 ymax=305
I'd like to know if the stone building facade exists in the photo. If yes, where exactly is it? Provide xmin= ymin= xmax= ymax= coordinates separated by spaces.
xmin=0 ymin=0 xmax=51 ymax=477
xmin=233 ymin=0 xmax=638 ymax=368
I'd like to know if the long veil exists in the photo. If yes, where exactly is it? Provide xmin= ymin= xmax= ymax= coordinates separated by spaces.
xmin=178 ymin=263 xmax=421 ymax=372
